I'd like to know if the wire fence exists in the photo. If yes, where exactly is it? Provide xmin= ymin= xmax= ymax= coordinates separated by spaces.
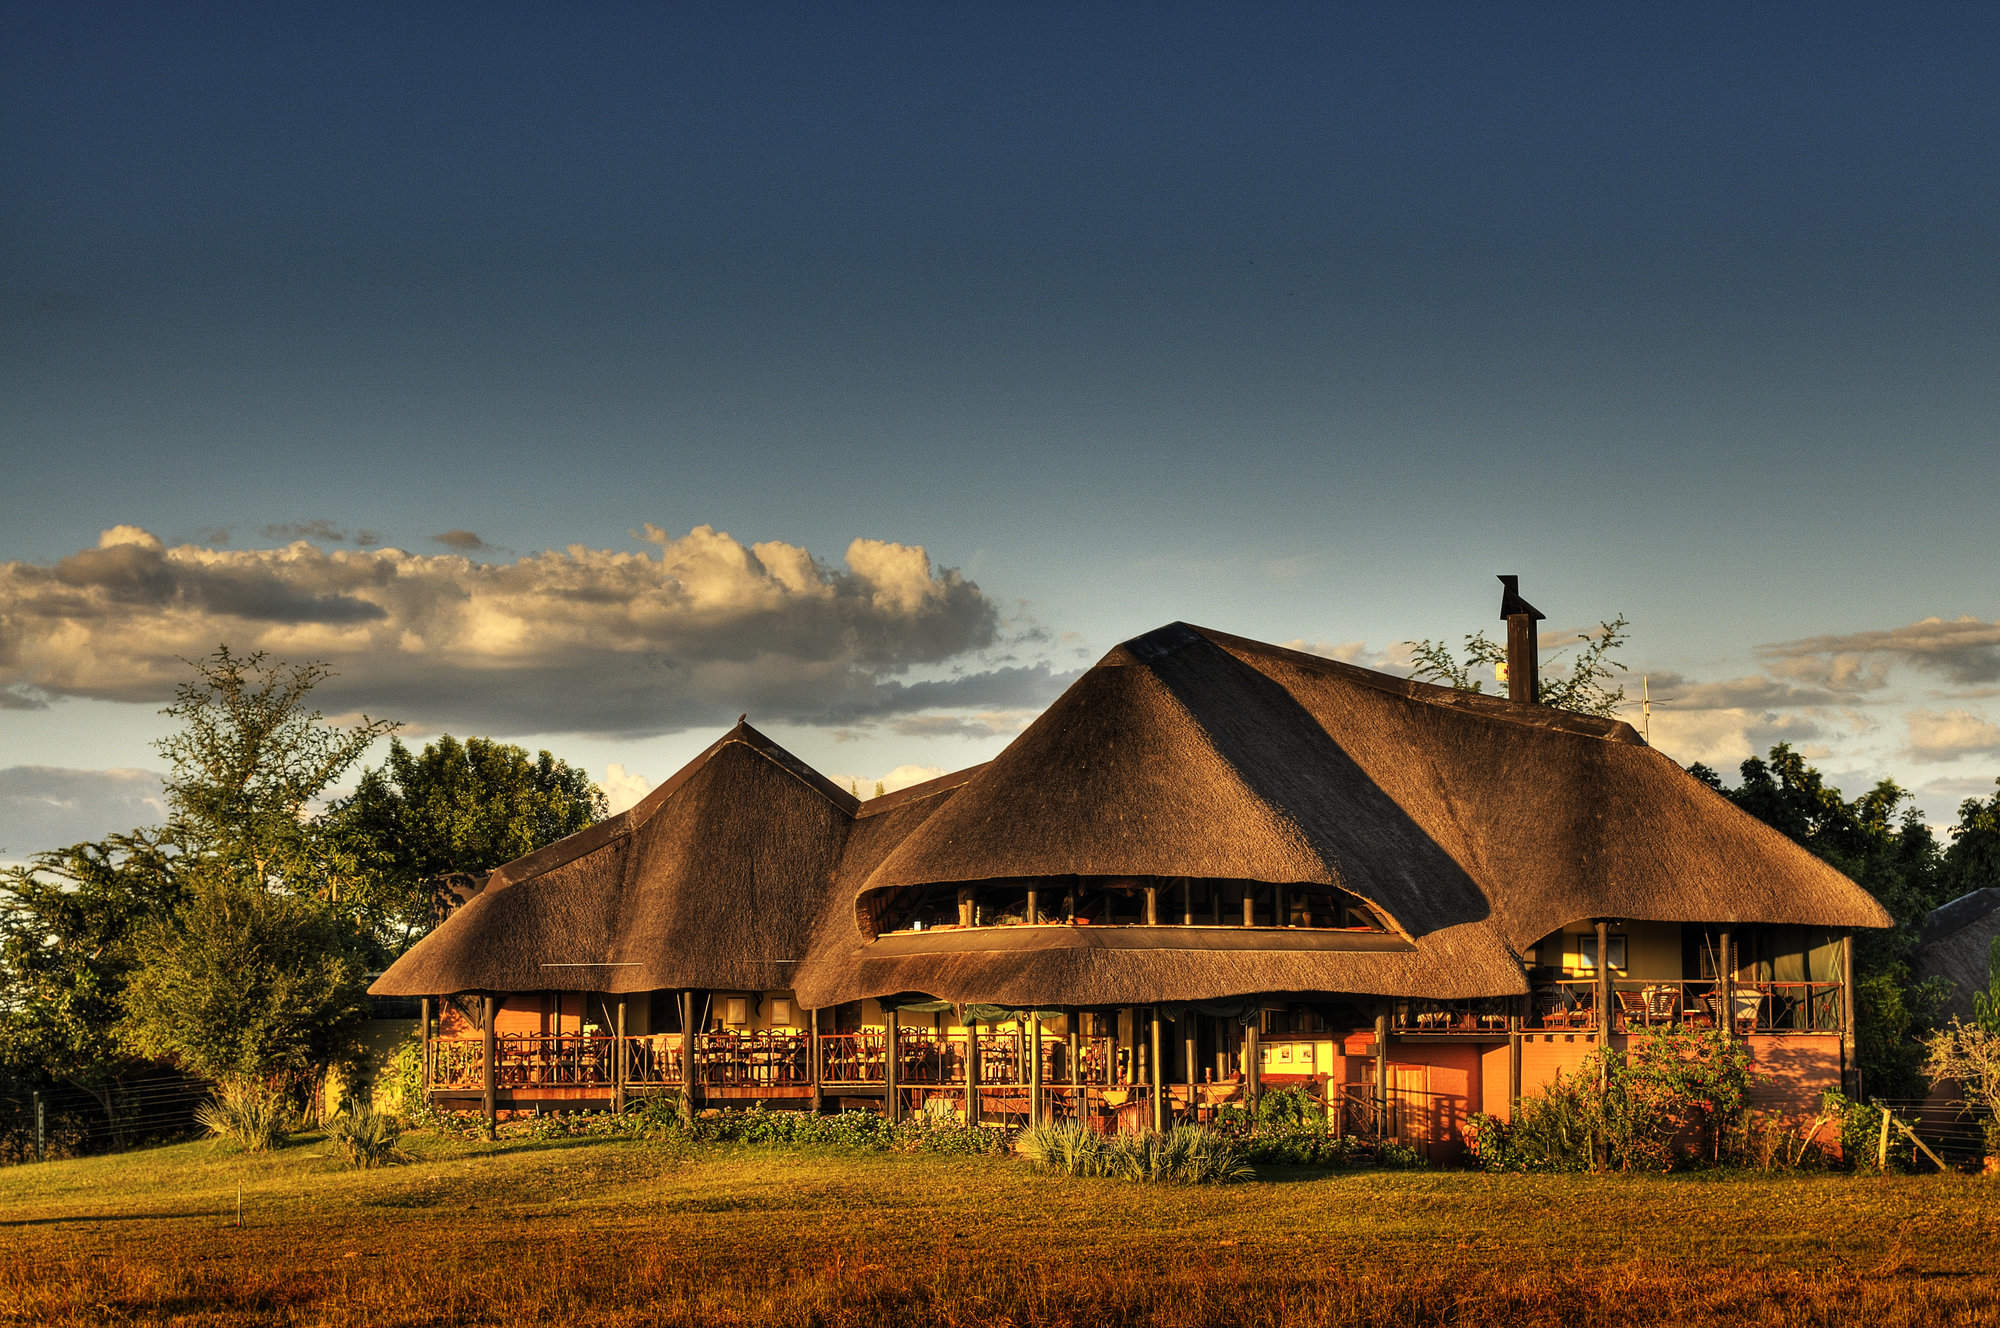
xmin=1869 ymin=1097 xmax=1993 ymax=1168
xmin=1 ymin=1069 xmax=210 ymax=1164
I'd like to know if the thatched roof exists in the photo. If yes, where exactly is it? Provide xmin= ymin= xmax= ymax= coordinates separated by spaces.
xmin=793 ymin=623 xmax=1888 ymax=1007
xmin=375 ymin=620 xmax=1889 ymax=1010
xmin=369 ymin=722 xmax=855 ymax=997
xmin=1918 ymin=888 xmax=2000 ymax=1022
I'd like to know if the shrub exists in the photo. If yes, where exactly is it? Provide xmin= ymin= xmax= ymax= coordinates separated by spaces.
xmin=1017 ymin=1121 xmax=1249 ymax=1184
xmin=195 ymin=1081 xmax=290 ymax=1152
xmin=328 ymin=1101 xmax=410 ymax=1168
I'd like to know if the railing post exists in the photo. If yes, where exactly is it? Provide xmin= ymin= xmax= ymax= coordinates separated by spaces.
xmin=613 ymin=997 xmax=627 ymax=1113
xmin=481 ymin=994 xmax=498 ymax=1138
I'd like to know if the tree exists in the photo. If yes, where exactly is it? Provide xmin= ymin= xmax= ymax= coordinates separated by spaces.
xmin=120 ymin=873 xmax=370 ymax=1094
xmin=329 ymin=735 xmax=606 ymax=950
xmin=156 ymin=646 xmax=397 ymax=900
xmin=1924 ymin=1016 xmax=2000 ymax=1167
xmin=1406 ymin=614 xmax=1631 ymax=717
xmin=116 ymin=648 xmax=392 ymax=1106
xmin=1941 ymin=777 xmax=2000 ymax=906
xmin=0 ymin=829 xmax=187 ymax=1134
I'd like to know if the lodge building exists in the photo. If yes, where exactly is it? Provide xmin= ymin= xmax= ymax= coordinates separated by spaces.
xmin=370 ymin=588 xmax=1889 ymax=1157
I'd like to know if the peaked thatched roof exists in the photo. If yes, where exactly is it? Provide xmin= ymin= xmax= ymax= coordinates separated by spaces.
xmin=369 ymin=722 xmax=855 ymax=997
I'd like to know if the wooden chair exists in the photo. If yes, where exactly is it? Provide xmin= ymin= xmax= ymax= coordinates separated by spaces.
xmin=1614 ymin=990 xmax=1647 ymax=1031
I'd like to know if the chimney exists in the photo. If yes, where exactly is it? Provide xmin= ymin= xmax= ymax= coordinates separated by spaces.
xmin=1497 ymin=575 xmax=1545 ymax=705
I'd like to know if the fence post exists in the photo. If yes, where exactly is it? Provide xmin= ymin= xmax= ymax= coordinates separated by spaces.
xmin=33 ymin=1091 xmax=45 ymax=1163
xmin=1876 ymin=1102 xmax=1892 ymax=1171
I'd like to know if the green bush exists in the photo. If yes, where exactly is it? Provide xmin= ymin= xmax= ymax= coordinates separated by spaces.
xmin=328 ymin=1101 xmax=410 ymax=1168
xmin=1017 ymin=1121 xmax=1250 ymax=1184
xmin=195 ymin=1081 xmax=291 ymax=1152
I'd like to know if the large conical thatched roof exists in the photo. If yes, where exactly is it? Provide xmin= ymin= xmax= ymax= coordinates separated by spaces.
xmin=792 ymin=623 xmax=1889 ymax=1008
xmin=368 ymin=722 xmax=855 ymax=997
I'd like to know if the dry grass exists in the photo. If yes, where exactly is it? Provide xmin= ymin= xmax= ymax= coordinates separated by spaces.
xmin=5 ymin=1134 xmax=1999 ymax=1326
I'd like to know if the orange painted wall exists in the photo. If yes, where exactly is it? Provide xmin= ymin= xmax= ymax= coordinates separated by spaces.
xmin=1745 ymin=1034 xmax=1842 ymax=1115
xmin=1478 ymin=1043 xmax=1514 ymax=1122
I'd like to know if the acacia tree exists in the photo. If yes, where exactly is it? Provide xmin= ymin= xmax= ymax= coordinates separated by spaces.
xmin=1406 ymin=614 xmax=1631 ymax=717
xmin=330 ymin=735 xmax=606 ymax=952
xmin=121 ymin=648 xmax=395 ymax=1106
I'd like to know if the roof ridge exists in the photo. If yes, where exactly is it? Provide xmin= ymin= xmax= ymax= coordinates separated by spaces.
xmin=1173 ymin=622 xmax=1644 ymax=746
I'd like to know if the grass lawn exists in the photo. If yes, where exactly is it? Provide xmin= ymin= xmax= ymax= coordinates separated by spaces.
xmin=5 ymin=1132 xmax=1999 ymax=1326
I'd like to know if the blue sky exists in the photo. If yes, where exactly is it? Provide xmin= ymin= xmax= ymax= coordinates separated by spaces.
xmin=4 ymin=3 xmax=1997 ymax=857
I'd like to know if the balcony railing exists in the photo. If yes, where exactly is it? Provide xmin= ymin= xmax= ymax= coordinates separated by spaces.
xmin=427 ymin=1029 xmax=1125 ymax=1093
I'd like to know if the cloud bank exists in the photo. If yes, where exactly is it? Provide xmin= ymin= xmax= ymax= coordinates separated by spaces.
xmin=0 ymin=766 xmax=166 ymax=862
xmin=0 ymin=524 xmax=1056 ymax=737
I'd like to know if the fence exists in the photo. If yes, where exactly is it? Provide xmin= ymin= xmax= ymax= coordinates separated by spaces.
xmin=2 ymin=1069 xmax=209 ymax=1163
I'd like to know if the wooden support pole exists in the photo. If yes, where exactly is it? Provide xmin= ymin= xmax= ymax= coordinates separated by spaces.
xmin=1840 ymin=933 xmax=1859 ymax=1097
xmin=1182 ymin=1013 xmax=1197 ymax=1101
xmin=1181 ymin=879 xmax=1193 ymax=926
xmin=481 ymin=994 xmax=497 ymax=1137
xmin=958 ymin=886 xmax=974 ymax=928
xmin=418 ymin=996 xmax=432 ymax=1103
xmin=884 ymin=1008 xmax=901 ymax=1122
xmin=1242 ymin=884 xmax=1256 ymax=928
xmin=1718 ymin=929 xmax=1736 ymax=1043
xmin=680 ymin=989 xmax=697 ymax=1103
xmin=1373 ymin=1007 xmax=1390 ymax=1138
xmin=1244 ymin=1011 xmax=1262 ymax=1106
xmin=1277 ymin=884 xmax=1290 ymax=927
xmin=1508 ymin=1005 xmax=1523 ymax=1121
xmin=1595 ymin=918 xmax=1613 ymax=1042
xmin=1026 ymin=886 xmax=1038 ymax=926
xmin=810 ymin=1007 xmax=824 ymax=1115
xmin=1028 ymin=1012 xmax=1044 ymax=1127
xmin=1149 ymin=1007 xmax=1166 ymax=1133
xmin=614 ymin=997 xmax=627 ymax=1113
xmin=1066 ymin=1008 xmax=1080 ymax=1118
xmin=1144 ymin=884 xmax=1159 ymax=925
xmin=964 ymin=1016 xmax=979 ymax=1125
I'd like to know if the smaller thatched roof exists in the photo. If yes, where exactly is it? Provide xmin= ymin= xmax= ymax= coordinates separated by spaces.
xmin=369 ymin=722 xmax=853 ymax=997
xmin=1918 ymin=888 xmax=2000 ymax=1022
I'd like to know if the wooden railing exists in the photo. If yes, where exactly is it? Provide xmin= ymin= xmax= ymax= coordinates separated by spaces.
xmin=1522 ymin=979 xmax=1846 ymax=1035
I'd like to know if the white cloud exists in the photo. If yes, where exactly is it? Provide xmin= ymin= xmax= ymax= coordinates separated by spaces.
xmin=0 ymin=524 xmax=1039 ymax=737
xmin=600 ymin=762 xmax=652 ymax=815
xmin=1904 ymin=709 xmax=2000 ymax=764
xmin=1763 ymin=616 xmax=2000 ymax=687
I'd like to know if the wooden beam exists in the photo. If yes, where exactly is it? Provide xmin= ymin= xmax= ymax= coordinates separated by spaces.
xmin=884 ymin=1008 xmax=901 ymax=1122
xmin=1841 ymin=932 xmax=1859 ymax=1097
xmin=810 ymin=1007 xmax=824 ymax=1115
xmin=1242 ymin=884 xmax=1255 ymax=928
xmin=680 ymin=989 xmax=697 ymax=1104
xmin=1595 ymin=918 xmax=1613 ymax=1080
xmin=1028 ymin=1012 xmax=1044 ymax=1127
xmin=957 ymin=886 xmax=974 ymax=928
xmin=613 ymin=997 xmax=627 ymax=1114
xmin=1026 ymin=886 xmax=1038 ymax=926
xmin=1149 ymin=1007 xmax=1165 ymax=1133
xmin=1144 ymin=885 xmax=1159 ymax=926
xmin=418 ymin=997 xmax=432 ymax=1106
xmin=481 ymin=994 xmax=497 ymax=1138
xmin=1066 ymin=1007 xmax=1080 ymax=1114
xmin=1181 ymin=1012 xmax=1197 ymax=1101
xmin=1508 ymin=1003 xmax=1523 ymax=1121
xmin=1244 ymin=1010 xmax=1262 ymax=1107
xmin=1373 ymin=1007 xmax=1389 ymax=1139
xmin=1718 ymin=929 xmax=1735 ymax=1043
xmin=1181 ymin=879 xmax=1193 ymax=926
xmin=964 ymin=1016 xmax=979 ymax=1125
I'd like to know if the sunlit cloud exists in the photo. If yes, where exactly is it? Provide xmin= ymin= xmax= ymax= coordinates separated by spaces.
xmin=1904 ymin=709 xmax=2000 ymax=764
xmin=0 ymin=765 xmax=166 ymax=862
xmin=1763 ymin=616 xmax=2000 ymax=687
xmin=0 ymin=524 xmax=1028 ymax=737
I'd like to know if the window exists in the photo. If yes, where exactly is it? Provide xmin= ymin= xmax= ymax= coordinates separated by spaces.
xmin=724 ymin=997 xmax=749 ymax=1025
xmin=770 ymin=999 xmax=792 ymax=1025
xmin=1576 ymin=934 xmax=1627 ymax=972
